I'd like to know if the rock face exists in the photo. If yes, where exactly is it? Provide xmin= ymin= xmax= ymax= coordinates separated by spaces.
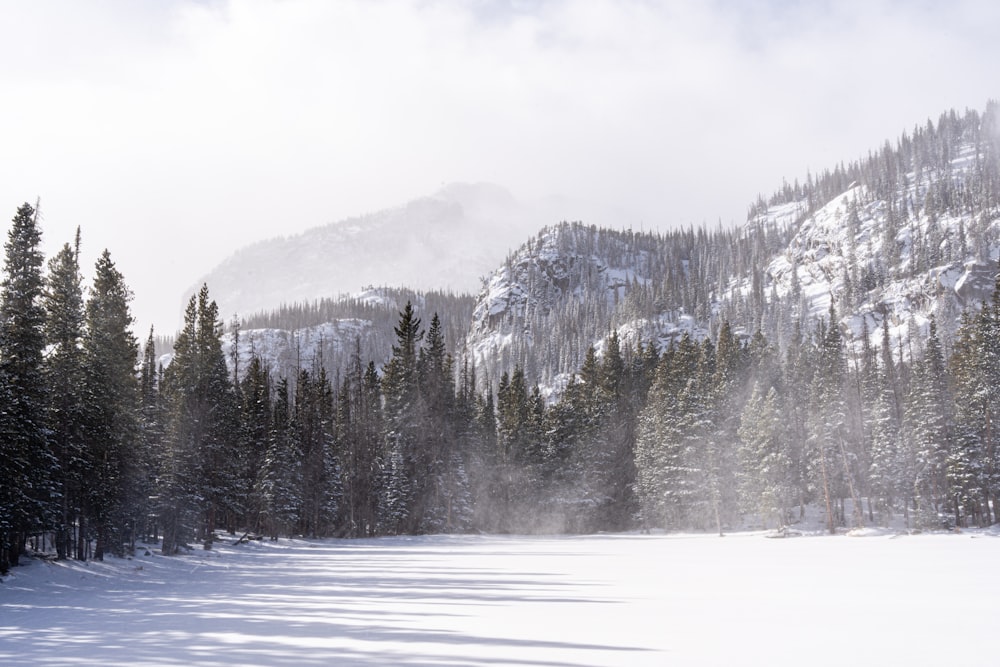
xmin=464 ymin=222 xmax=705 ymax=396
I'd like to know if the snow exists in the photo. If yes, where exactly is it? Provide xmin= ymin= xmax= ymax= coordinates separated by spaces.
xmin=3 ymin=531 xmax=1000 ymax=666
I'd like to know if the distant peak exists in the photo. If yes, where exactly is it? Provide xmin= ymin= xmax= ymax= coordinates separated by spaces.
xmin=432 ymin=182 xmax=517 ymax=209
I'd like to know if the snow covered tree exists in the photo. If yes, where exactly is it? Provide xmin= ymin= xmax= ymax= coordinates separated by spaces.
xmin=236 ymin=354 xmax=272 ymax=533
xmin=379 ymin=301 xmax=422 ymax=533
xmin=138 ymin=328 xmax=164 ymax=542
xmin=336 ymin=346 xmax=383 ymax=537
xmin=293 ymin=364 xmax=340 ymax=537
xmin=42 ymin=239 xmax=86 ymax=559
xmin=81 ymin=250 xmax=141 ymax=559
xmin=737 ymin=385 xmax=793 ymax=529
xmin=867 ymin=318 xmax=903 ymax=526
xmin=159 ymin=285 xmax=238 ymax=554
xmin=806 ymin=307 xmax=863 ymax=533
xmin=634 ymin=334 xmax=701 ymax=530
xmin=948 ymin=306 xmax=995 ymax=526
xmin=0 ymin=203 xmax=52 ymax=573
xmin=902 ymin=317 xmax=952 ymax=525
xmin=257 ymin=377 xmax=301 ymax=538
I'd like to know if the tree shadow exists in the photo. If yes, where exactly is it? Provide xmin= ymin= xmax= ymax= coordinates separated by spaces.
xmin=0 ymin=535 xmax=656 ymax=667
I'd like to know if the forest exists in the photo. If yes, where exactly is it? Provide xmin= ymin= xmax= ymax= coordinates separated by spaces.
xmin=3 ymin=103 xmax=1000 ymax=573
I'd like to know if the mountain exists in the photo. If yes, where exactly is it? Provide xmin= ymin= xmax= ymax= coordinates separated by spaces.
xmin=189 ymin=182 xmax=635 ymax=322
xmin=464 ymin=222 xmax=709 ymax=395
xmin=463 ymin=104 xmax=1000 ymax=392
xmin=208 ymin=104 xmax=1000 ymax=402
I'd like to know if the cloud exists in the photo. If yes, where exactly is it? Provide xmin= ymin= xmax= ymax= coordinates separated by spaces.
xmin=0 ymin=0 xmax=997 ymax=332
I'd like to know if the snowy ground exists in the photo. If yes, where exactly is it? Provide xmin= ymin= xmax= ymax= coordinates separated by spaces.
xmin=2 ymin=529 xmax=1000 ymax=666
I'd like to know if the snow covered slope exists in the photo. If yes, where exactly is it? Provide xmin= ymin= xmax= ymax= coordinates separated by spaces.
xmin=223 ymin=318 xmax=378 ymax=377
xmin=465 ymin=222 xmax=705 ymax=393
xmin=756 ymin=139 xmax=1000 ymax=351
xmin=159 ymin=287 xmax=475 ymax=381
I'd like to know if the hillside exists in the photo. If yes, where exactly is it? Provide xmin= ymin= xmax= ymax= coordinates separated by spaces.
xmin=749 ymin=105 xmax=1000 ymax=355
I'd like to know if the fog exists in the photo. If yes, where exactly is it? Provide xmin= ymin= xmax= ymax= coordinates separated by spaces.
xmin=0 ymin=0 xmax=997 ymax=334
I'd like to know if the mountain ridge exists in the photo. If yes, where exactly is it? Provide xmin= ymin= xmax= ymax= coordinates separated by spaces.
xmin=207 ymin=103 xmax=1000 ymax=399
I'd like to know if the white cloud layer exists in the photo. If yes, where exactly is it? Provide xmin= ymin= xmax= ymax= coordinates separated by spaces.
xmin=0 ymin=0 xmax=997 ymax=333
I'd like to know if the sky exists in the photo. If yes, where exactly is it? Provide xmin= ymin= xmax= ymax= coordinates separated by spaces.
xmin=0 ymin=0 xmax=998 ymax=335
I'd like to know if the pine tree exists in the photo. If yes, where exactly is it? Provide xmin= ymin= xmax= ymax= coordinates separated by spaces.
xmin=42 ymin=240 xmax=86 ymax=559
xmin=339 ymin=359 xmax=383 ymax=536
xmin=949 ymin=308 xmax=992 ymax=526
xmin=138 ymin=328 xmax=164 ymax=543
xmin=257 ymin=377 xmax=301 ymax=538
xmin=737 ymin=385 xmax=792 ymax=529
xmin=806 ymin=309 xmax=857 ymax=533
xmin=294 ymin=364 xmax=340 ymax=537
xmin=81 ymin=250 xmax=140 ymax=559
xmin=159 ymin=285 xmax=238 ymax=553
xmin=236 ymin=354 xmax=272 ymax=533
xmin=379 ymin=301 xmax=422 ymax=533
xmin=0 ymin=203 xmax=52 ymax=572
xmin=416 ymin=313 xmax=459 ymax=532
xmin=634 ymin=334 xmax=702 ymax=530
xmin=495 ymin=366 xmax=536 ymax=532
xmin=902 ymin=317 xmax=952 ymax=525
xmin=193 ymin=287 xmax=239 ymax=546
xmin=868 ymin=368 xmax=901 ymax=526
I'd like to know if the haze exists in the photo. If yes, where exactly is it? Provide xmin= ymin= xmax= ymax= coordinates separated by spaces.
xmin=0 ymin=0 xmax=996 ymax=334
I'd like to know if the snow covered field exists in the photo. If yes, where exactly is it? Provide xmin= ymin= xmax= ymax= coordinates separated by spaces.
xmin=2 ymin=530 xmax=999 ymax=666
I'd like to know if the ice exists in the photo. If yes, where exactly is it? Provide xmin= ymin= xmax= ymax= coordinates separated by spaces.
xmin=2 ymin=531 xmax=999 ymax=666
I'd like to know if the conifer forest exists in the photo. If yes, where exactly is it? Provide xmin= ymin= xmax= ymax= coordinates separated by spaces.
xmin=4 ymin=102 xmax=1000 ymax=574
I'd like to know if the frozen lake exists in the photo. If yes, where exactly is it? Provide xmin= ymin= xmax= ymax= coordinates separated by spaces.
xmin=2 ymin=531 xmax=999 ymax=666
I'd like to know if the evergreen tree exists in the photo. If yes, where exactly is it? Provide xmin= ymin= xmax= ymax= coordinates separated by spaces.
xmin=902 ymin=317 xmax=952 ymax=525
xmin=159 ymin=285 xmax=237 ymax=553
xmin=42 ymin=240 xmax=86 ymax=559
xmin=416 ymin=313 xmax=460 ymax=532
xmin=806 ymin=309 xmax=859 ymax=533
xmin=294 ymin=364 xmax=340 ymax=537
xmin=81 ymin=250 xmax=140 ymax=559
xmin=138 ymin=328 xmax=164 ymax=543
xmin=332 ymin=345 xmax=386 ymax=538
xmin=867 ymin=365 xmax=901 ymax=526
xmin=379 ymin=301 xmax=422 ymax=533
xmin=737 ymin=385 xmax=792 ymax=528
xmin=949 ymin=307 xmax=993 ymax=526
xmin=236 ymin=354 xmax=272 ymax=533
xmin=0 ymin=203 xmax=52 ymax=573
xmin=257 ymin=377 xmax=301 ymax=538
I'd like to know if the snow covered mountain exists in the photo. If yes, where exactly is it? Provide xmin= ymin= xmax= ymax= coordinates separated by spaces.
xmin=189 ymin=182 xmax=634 ymax=323
xmin=465 ymin=105 xmax=1000 ymax=391
xmin=465 ymin=222 xmax=707 ymax=394
xmin=199 ymin=105 xmax=1000 ymax=398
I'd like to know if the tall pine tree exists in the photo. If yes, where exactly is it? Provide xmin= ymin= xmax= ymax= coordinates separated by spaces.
xmin=81 ymin=250 xmax=140 ymax=559
xmin=0 ymin=203 xmax=51 ymax=572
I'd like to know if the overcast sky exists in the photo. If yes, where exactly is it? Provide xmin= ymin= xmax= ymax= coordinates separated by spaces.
xmin=0 ymin=0 xmax=997 ymax=335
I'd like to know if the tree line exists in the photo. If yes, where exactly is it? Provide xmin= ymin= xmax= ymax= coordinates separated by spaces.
xmin=5 ymin=183 xmax=997 ymax=578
